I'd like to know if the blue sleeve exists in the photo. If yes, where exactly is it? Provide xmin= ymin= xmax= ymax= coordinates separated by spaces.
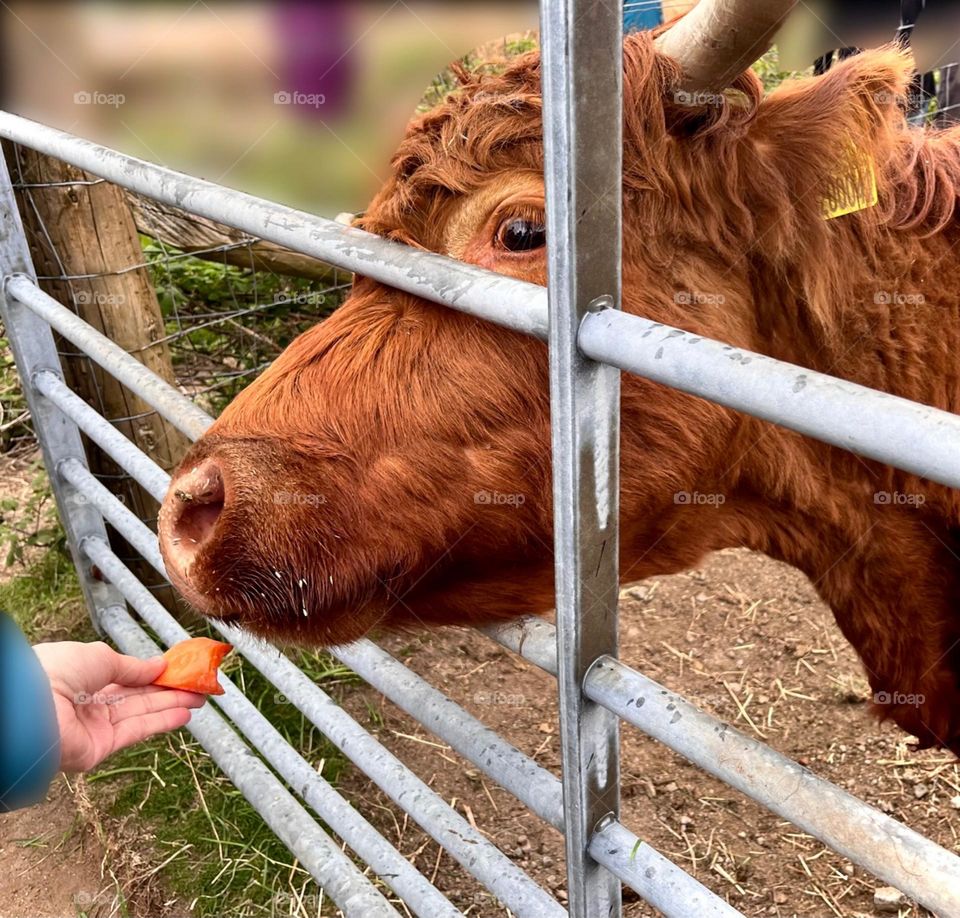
xmin=0 ymin=612 xmax=61 ymax=811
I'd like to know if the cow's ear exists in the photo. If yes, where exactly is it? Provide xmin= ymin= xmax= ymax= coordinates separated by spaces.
xmin=752 ymin=46 xmax=914 ymax=169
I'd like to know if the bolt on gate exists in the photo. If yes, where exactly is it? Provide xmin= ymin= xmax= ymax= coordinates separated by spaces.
xmin=3 ymin=1 xmax=960 ymax=915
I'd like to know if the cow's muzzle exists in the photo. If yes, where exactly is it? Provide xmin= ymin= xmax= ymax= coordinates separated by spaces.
xmin=159 ymin=457 xmax=226 ymax=587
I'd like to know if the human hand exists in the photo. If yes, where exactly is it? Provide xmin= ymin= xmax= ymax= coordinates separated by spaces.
xmin=31 ymin=640 xmax=206 ymax=772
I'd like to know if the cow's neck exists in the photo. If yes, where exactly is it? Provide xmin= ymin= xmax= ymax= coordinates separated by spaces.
xmin=746 ymin=214 xmax=960 ymax=415
xmin=718 ymin=415 xmax=960 ymax=751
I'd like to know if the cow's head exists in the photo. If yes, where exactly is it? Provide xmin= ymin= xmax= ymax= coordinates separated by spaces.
xmin=159 ymin=0 xmax=914 ymax=646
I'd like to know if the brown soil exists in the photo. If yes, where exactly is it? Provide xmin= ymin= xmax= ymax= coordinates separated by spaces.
xmin=0 ymin=450 xmax=178 ymax=918
xmin=0 ymin=778 xmax=107 ymax=918
xmin=334 ymin=547 xmax=960 ymax=918
xmin=4 ymin=447 xmax=958 ymax=917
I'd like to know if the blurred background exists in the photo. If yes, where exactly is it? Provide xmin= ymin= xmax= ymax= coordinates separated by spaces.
xmin=0 ymin=1 xmax=542 ymax=216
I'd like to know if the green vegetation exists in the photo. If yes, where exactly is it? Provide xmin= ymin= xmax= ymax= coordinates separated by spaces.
xmin=0 ymin=539 xmax=86 ymax=643
xmin=90 ymin=644 xmax=361 ymax=917
xmin=143 ymin=241 xmax=347 ymax=413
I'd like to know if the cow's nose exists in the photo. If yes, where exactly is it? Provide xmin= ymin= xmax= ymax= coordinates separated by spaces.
xmin=159 ymin=458 xmax=226 ymax=578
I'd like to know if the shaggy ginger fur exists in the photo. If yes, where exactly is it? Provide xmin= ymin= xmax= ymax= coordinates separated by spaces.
xmin=160 ymin=34 xmax=960 ymax=754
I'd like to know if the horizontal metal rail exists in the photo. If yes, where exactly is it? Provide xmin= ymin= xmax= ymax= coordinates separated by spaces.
xmin=79 ymin=536 xmax=459 ymax=918
xmin=486 ymin=617 xmax=960 ymax=918
xmin=32 ymin=369 xmax=170 ymax=501
xmin=97 ymin=602 xmax=401 ymax=918
xmin=0 ymin=113 xmax=548 ymax=340
xmin=62 ymin=455 xmax=741 ymax=918
xmin=579 ymin=307 xmax=960 ymax=489
xmin=2 ymin=117 xmax=959 ymax=488
xmin=78 ymin=527 xmax=561 ymax=918
xmin=4 ymin=274 xmax=212 ymax=440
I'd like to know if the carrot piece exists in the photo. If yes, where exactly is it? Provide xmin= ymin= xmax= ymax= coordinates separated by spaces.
xmin=152 ymin=637 xmax=232 ymax=695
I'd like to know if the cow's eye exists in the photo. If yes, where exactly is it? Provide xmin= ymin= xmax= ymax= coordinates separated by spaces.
xmin=496 ymin=217 xmax=546 ymax=252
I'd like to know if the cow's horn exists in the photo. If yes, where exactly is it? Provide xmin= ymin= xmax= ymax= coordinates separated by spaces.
xmin=654 ymin=0 xmax=799 ymax=92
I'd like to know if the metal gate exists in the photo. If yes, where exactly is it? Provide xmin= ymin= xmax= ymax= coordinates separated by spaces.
xmin=3 ymin=1 xmax=960 ymax=915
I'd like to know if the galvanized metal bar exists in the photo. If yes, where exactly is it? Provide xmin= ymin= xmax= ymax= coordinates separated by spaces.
xmin=540 ymin=0 xmax=623 ymax=914
xmin=589 ymin=820 xmax=741 ymax=917
xmin=0 ymin=112 xmax=548 ymax=340
xmin=486 ymin=617 xmax=960 ymax=918
xmin=5 ymin=274 xmax=213 ymax=440
xmin=79 ymin=538 xmax=460 ymax=918
xmin=79 ymin=528 xmax=560 ymax=918
xmin=6 ymin=115 xmax=960 ymax=492
xmin=64 ymin=457 xmax=741 ymax=917
xmin=0 ymin=153 xmax=122 ymax=632
xmin=331 ymin=639 xmax=743 ymax=918
xmin=214 ymin=628 xmax=565 ymax=918
xmin=59 ymin=457 xmax=167 ymax=572
xmin=335 ymin=639 xmax=563 ymax=826
xmin=31 ymin=369 xmax=170 ymax=502
xmin=579 ymin=308 xmax=960 ymax=489
xmin=94 ymin=602 xmax=402 ymax=918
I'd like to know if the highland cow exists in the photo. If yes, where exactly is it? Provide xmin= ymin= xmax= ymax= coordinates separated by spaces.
xmin=159 ymin=3 xmax=960 ymax=755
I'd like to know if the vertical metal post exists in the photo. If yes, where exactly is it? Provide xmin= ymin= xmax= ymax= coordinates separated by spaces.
xmin=0 ymin=150 xmax=122 ymax=631
xmin=540 ymin=1 xmax=623 ymax=916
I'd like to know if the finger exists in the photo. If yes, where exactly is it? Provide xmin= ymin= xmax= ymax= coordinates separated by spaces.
xmin=108 ymin=650 xmax=168 ymax=687
xmin=110 ymin=706 xmax=194 ymax=754
xmin=109 ymin=687 xmax=206 ymax=722
xmin=99 ymin=682 xmax=197 ymax=702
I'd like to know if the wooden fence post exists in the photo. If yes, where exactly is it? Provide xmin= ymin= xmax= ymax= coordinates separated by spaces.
xmin=3 ymin=141 xmax=192 ymax=611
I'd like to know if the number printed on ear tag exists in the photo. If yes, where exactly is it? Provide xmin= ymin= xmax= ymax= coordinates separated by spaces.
xmin=823 ymin=145 xmax=878 ymax=220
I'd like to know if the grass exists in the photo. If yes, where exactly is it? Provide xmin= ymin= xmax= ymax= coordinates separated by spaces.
xmin=90 ymin=644 xmax=361 ymax=918
xmin=0 ymin=537 xmax=88 ymax=643
xmin=0 ymin=523 xmax=365 ymax=917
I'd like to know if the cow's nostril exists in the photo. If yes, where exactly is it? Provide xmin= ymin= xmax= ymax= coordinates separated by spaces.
xmin=160 ymin=458 xmax=226 ymax=576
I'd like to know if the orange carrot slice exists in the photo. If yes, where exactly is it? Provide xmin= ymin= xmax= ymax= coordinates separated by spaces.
xmin=152 ymin=637 xmax=232 ymax=695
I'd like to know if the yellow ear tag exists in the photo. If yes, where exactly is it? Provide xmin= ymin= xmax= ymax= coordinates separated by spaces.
xmin=823 ymin=146 xmax=878 ymax=220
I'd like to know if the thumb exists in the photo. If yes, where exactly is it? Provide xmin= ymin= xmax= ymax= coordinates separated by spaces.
xmin=98 ymin=646 xmax=168 ymax=688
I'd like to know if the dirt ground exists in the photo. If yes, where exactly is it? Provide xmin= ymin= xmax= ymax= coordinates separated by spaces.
xmin=0 ymin=451 xmax=174 ymax=918
xmin=335 ymin=548 xmax=960 ymax=918
xmin=3 ymin=440 xmax=959 ymax=917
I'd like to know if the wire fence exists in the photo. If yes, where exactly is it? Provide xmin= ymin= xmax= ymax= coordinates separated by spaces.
xmin=5 ymin=8 xmax=960 ymax=917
